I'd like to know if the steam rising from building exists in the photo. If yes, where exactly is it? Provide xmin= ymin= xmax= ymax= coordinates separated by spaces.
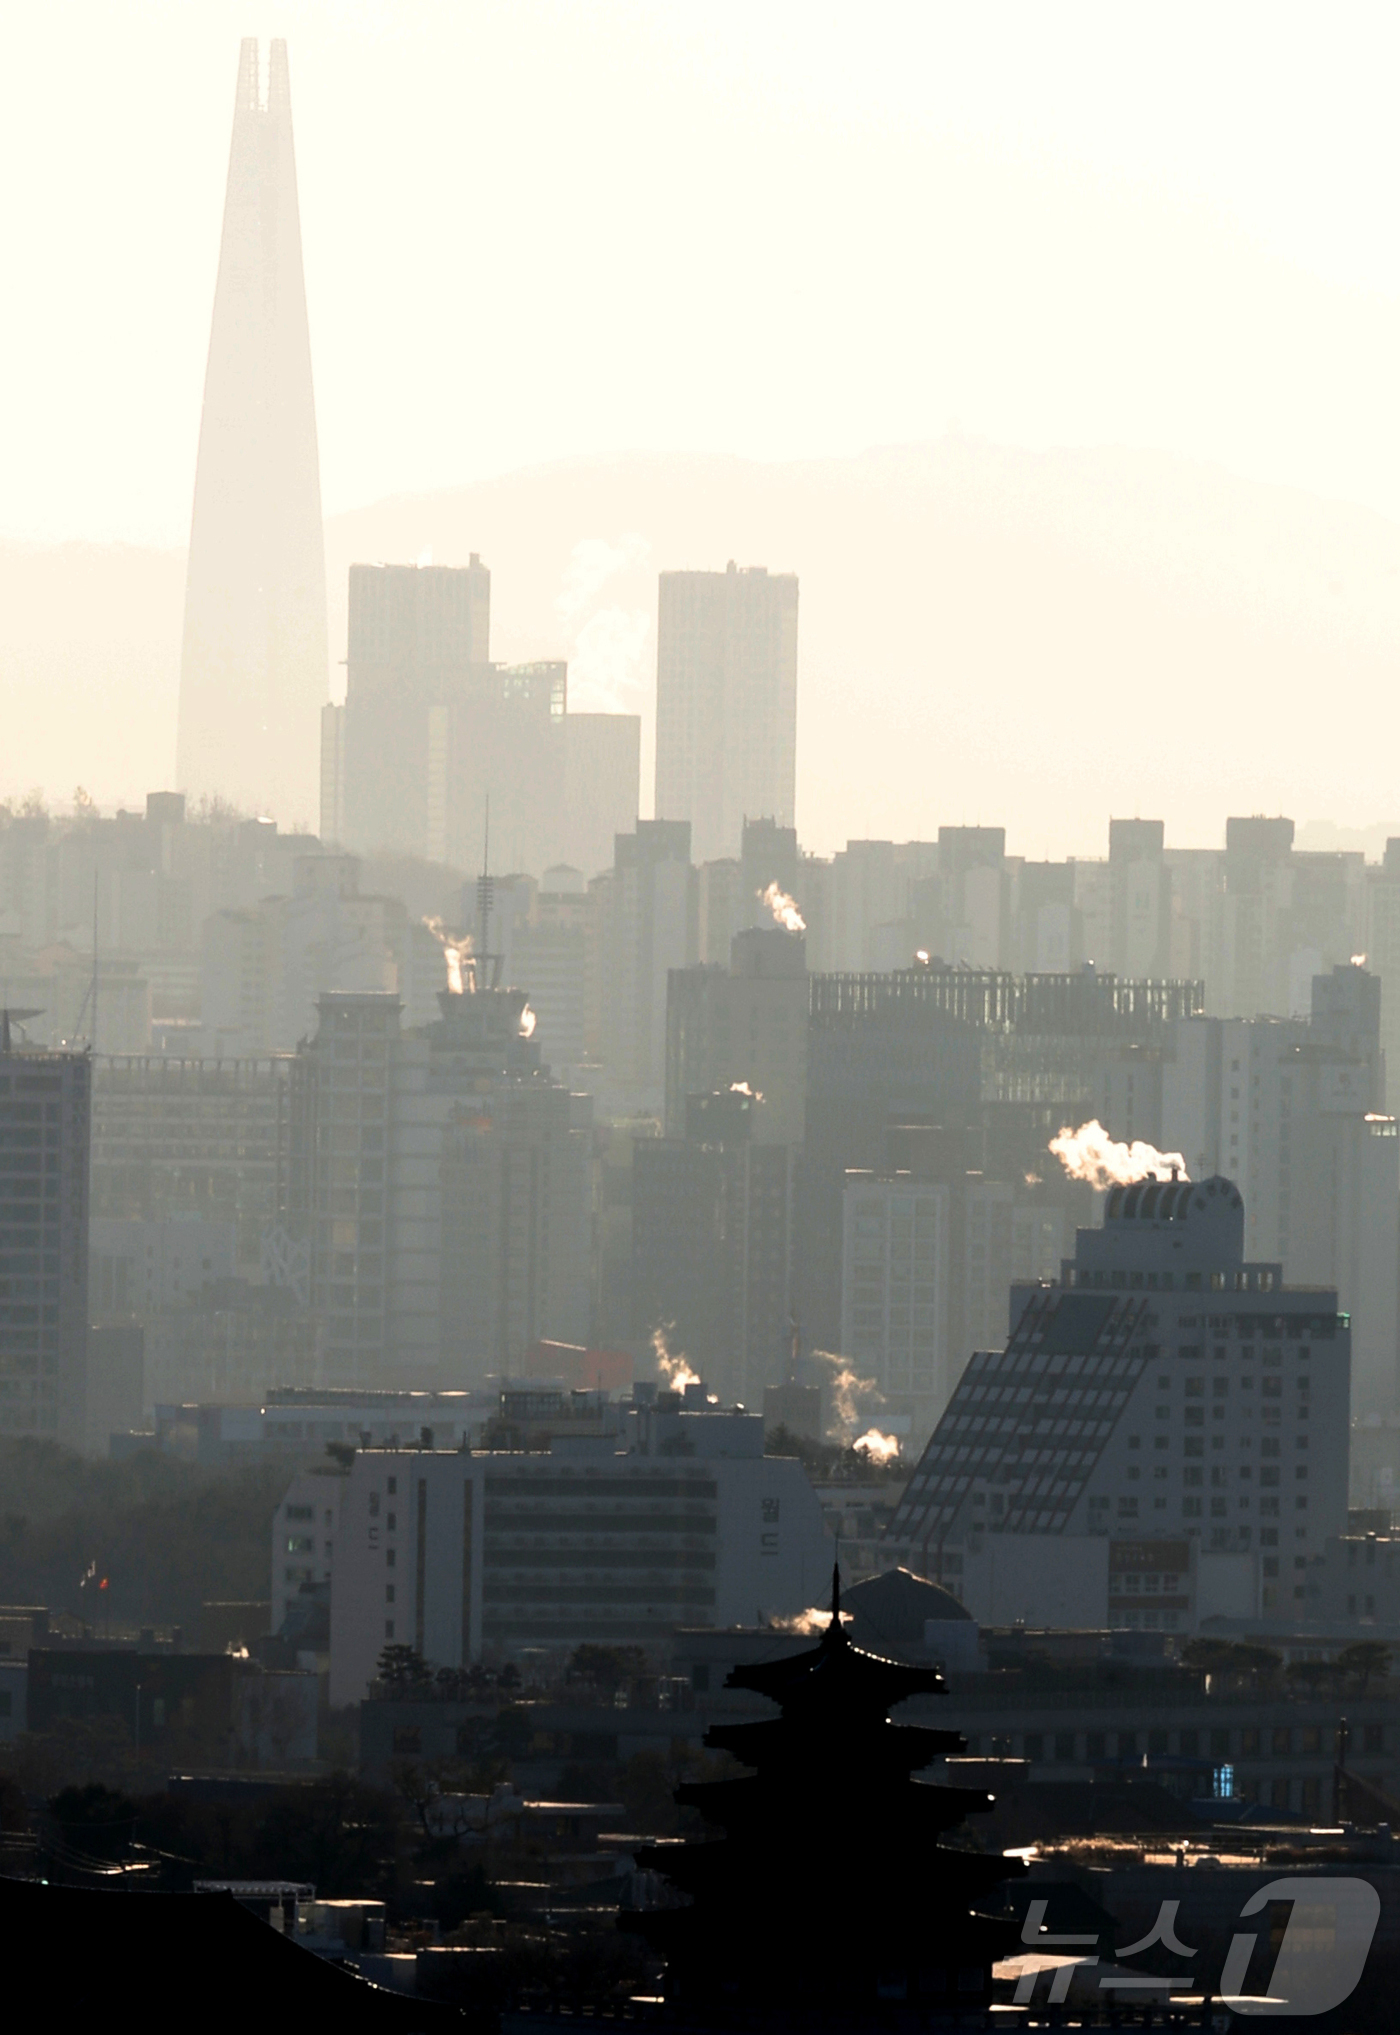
xmin=815 ymin=1348 xmax=883 ymax=1441
xmin=421 ymin=916 xmax=466 ymax=996
xmin=760 ymin=882 xmax=806 ymax=933
xmin=1049 ymin=1118 xmax=1189 ymax=1190
xmin=651 ymin=1324 xmax=703 ymax=1394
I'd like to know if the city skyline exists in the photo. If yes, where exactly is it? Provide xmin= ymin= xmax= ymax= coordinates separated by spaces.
xmin=6 ymin=11 xmax=1400 ymax=851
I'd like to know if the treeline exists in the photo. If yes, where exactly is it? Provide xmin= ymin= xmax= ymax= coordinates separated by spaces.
xmin=0 ymin=1440 xmax=287 ymax=1631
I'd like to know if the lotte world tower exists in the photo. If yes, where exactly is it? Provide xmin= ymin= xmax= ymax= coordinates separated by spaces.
xmin=176 ymin=39 xmax=327 ymax=825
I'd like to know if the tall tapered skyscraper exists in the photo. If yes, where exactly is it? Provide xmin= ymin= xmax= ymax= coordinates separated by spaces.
xmin=177 ymin=39 xmax=327 ymax=825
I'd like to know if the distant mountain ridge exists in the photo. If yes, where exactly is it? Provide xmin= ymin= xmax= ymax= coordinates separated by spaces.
xmin=7 ymin=439 xmax=1400 ymax=856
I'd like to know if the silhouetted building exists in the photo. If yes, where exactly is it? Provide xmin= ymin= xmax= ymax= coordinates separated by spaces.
xmin=630 ymin=1572 xmax=1020 ymax=2013
xmin=655 ymin=563 xmax=798 ymax=864
xmin=178 ymin=40 xmax=327 ymax=824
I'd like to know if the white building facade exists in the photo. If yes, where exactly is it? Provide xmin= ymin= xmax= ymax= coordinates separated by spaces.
xmin=329 ymin=1414 xmax=830 ymax=1704
xmin=889 ymin=1175 xmax=1350 ymax=1631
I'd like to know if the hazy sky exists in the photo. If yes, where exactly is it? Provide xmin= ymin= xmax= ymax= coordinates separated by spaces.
xmin=5 ymin=0 xmax=1400 ymax=547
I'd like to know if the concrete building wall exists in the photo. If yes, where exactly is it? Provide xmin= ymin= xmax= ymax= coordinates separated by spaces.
xmin=329 ymin=1443 xmax=830 ymax=1704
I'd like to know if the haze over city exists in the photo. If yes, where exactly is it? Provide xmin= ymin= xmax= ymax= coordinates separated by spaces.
xmin=5 ymin=2 xmax=1400 ymax=852
xmin=11 ymin=10 xmax=1400 ymax=2008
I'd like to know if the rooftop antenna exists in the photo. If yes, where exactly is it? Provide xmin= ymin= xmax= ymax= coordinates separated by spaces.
xmin=475 ymin=795 xmax=500 ymax=990
xmin=69 ymin=874 xmax=99 ymax=1050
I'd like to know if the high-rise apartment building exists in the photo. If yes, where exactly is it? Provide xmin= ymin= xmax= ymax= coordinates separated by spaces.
xmin=599 ymin=821 xmax=697 ymax=1111
xmin=288 ymin=988 xmax=589 ymax=1385
xmin=1161 ymin=965 xmax=1398 ymax=1414
xmin=655 ymin=564 xmax=798 ymax=865
xmin=178 ymin=40 xmax=327 ymax=825
xmin=1109 ymin=818 xmax=1172 ymax=980
xmin=0 ymin=1022 xmax=91 ymax=1444
xmin=339 ymin=559 xmax=494 ymax=862
xmin=334 ymin=560 xmax=640 ymax=877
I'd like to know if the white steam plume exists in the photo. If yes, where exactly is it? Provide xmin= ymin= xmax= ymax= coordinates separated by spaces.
xmin=771 ymin=1605 xmax=852 ymax=1635
xmin=813 ymin=1348 xmax=884 ymax=1443
xmin=651 ymin=1324 xmax=702 ymax=1394
xmin=556 ymin=534 xmax=650 ymax=624
xmin=1048 ymin=1119 xmax=1189 ymax=1190
xmin=422 ymin=916 xmax=466 ymax=996
xmin=852 ymin=1428 xmax=901 ymax=1466
xmin=759 ymin=882 xmax=806 ymax=934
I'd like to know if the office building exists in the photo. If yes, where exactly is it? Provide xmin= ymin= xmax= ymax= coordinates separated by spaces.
xmin=91 ymin=1054 xmax=294 ymax=1276
xmin=177 ymin=40 xmax=327 ymax=824
xmin=90 ymin=1216 xmax=235 ymax=1318
xmin=632 ymin=1089 xmax=795 ymax=1408
xmin=655 ymin=563 xmax=798 ymax=864
xmin=0 ymin=1022 xmax=91 ymax=1444
xmin=888 ymin=1174 xmax=1350 ymax=1629
xmin=272 ymin=1463 xmax=343 ymax=1638
xmin=328 ymin=1393 xmax=830 ymax=1698
xmin=665 ymin=925 xmax=808 ymax=1147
